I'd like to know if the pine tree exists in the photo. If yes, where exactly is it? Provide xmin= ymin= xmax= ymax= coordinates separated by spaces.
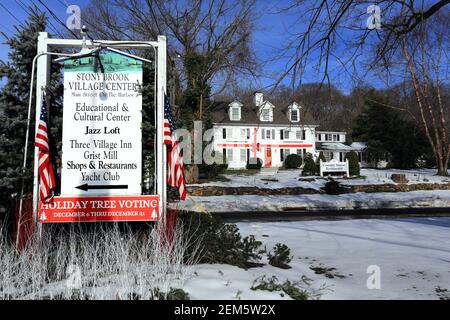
xmin=302 ymin=153 xmax=317 ymax=176
xmin=345 ymin=151 xmax=360 ymax=176
xmin=315 ymin=151 xmax=326 ymax=172
xmin=0 ymin=9 xmax=62 ymax=214
xmin=352 ymin=92 xmax=429 ymax=169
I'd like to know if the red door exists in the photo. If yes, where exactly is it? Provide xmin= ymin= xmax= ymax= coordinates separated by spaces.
xmin=265 ymin=148 xmax=272 ymax=167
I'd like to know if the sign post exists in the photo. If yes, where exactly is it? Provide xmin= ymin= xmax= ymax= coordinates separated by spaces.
xmin=33 ymin=33 xmax=167 ymax=224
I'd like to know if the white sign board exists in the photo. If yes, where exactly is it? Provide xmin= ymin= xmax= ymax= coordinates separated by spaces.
xmin=320 ymin=159 xmax=349 ymax=177
xmin=61 ymin=53 xmax=143 ymax=196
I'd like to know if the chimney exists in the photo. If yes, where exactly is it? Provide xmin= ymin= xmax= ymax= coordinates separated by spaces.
xmin=254 ymin=92 xmax=263 ymax=107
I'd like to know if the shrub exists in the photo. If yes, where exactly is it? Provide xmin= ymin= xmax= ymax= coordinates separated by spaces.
xmin=315 ymin=151 xmax=326 ymax=172
xmin=251 ymin=276 xmax=309 ymax=300
xmin=246 ymin=157 xmax=263 ymax=170
xmin=322 ymin=178 xmax=347 ymax=195
xmin=199 ymin=152 xmax=228 ymax=179
xmin=302 ymin=153 xmax=317 ymax=176
xmin=0 ymin=223 xmax=195 ymax=300
xmin=284 ymin=154 xmax=302 ymax=169
xmin=180 ymin=212 xmax=264 ymax=269
xmin=268 ymin=243 xmax=292 ymax=269
xmin=199 ymin=151 xmax=228 ymax=179
xmin=153 ymin=288 xmax=190 ymax=300
xmin=345 ymin=151 xmax=360 ymax=176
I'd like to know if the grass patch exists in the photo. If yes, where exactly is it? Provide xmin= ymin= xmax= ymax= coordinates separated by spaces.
xmin=310 ymin=264 xmax=347 ymax=279
xmin=251 ymin=276 xmax=310 ymax=300
xmin=435 ymin=286 xmax=450 ymax=300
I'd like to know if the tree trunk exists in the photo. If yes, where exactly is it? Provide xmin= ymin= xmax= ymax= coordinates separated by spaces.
xmin=184 ymin=164 xmax=199 ymax=184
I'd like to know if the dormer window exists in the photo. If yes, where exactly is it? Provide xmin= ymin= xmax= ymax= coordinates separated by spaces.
xmin=291 ymin=109 xmax=299 ymax=122
xmin=259 ymin=101 xmax=274 ymax=122
xmin=288 ymin=102 xmax=301 ymax=123
xmin=261 ymin=108 xmax=271 ymax=121
xmin=228 ymin=101 xmax=242 ymax=121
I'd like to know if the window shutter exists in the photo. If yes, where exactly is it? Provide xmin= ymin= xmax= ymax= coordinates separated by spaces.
xmin=302 ymin=130 xmax=306 ymax=140
xmin=261 ymin=129 xmax=265 ymax=139
xmin=272 ymin=129 xmax=275 ymax=139
xmin=222 ymin=128 xmax=226 ymax=139
xmin=280 ymin=130 xmax=284 ymax=140
xmin=280 ymin=149 xmax=284 ymax=162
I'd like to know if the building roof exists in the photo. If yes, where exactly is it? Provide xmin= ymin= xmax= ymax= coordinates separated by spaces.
xmin=317 ymin=142 xmax=355 ymax=151
xmin=210 ymin=101 xmax=318 ymax=126
xmin=350 ymin=142 xmax=368 ymax=151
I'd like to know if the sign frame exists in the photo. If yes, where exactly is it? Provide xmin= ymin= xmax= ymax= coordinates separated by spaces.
xmin=319 ymin=159 xmax=350 ymax=177
xmin=33 ymin=33 xmax=167 ymax=225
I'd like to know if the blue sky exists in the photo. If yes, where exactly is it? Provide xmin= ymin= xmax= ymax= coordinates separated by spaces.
xmin=0 ymin=0 xmax=385 ymax=93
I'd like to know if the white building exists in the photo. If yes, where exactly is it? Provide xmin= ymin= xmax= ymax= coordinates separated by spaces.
xmin=211 ymin=92 xmax=367 ymax=169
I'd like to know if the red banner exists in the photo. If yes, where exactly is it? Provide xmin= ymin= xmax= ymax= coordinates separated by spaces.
xmin=38 ymin=195 xmax=160 ymax=223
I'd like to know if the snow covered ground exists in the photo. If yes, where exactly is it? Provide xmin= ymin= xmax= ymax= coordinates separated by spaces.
xmin=177 ymin=190 xmax=450 ymax=212
xmin=189 ymin=168 xmax=450 ymax=190
xmin=184 ymin=217 xmax=450 ymax=300
xmin=177 ymin=168 xmax=450 ymax=212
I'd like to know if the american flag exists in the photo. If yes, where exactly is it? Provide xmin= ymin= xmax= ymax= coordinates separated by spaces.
xmin=34 ymin=98 xmax=56 ymax=201
xmin=164 ymin=95 xmax=186 ymax=200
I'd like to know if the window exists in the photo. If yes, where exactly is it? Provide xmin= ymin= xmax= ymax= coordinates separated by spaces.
xmin=266 ymin=130 xmax=271 ymax=139
xmin=333 ymin=134 xmax=338 ymax=142
xmin=227 ymin=128 xmax=233 ymax=138
xmin=296 ymin=130 xmax=301 ymax=140
xmin=285 ymin=149 xmax=291 ymax=157
xmin=227 ymin=148 xmax=233 ymax=162
xmin=297 ymin=149 xmax=302 ymax=156
xmin=231 ymin=107 xmax=240 ymax=121
xmin=261 ymin=129 xmax=265 ymax=139
xmin=222 ymin=128 xmax=226 ymax=139
xmin=260 ymin=107 xmax=273 ymax=122
xmin=303 ymin=149 xmax=307 ymax=157
xmin=261 ymin=109 xmax=270 ymax=121
xmin=325 ymin=134 xmax=332 ymax=141
xmin=240 ymin=129 xmax=247 ymax=139
xmin=240 ymin=149 xmax=246 ymax=162
xmin=290 ymin=109 xmax=299 ymax=122
xmin=228 ymin=101 xmax=242 ymax=121
xmin=272 ymin=129 xmax=275 ymax=139
xmin=284 ymin=130 xmax=290 ymax=139
xmin=318 ymin=134 xmax=322 ymax=141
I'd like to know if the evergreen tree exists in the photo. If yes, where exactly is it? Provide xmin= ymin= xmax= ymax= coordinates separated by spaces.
xmin=302 ymin=153 xmax=317 ymax=176
xmin=0 ymin=9 xmax=62 ymax=214
xmin=352 ymin=92 xmax=429 ymax=169
xmin=345 ymin=151 xmax=360 ymax=176
xmin=315 ymin=151 xmax=326 ymax=172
